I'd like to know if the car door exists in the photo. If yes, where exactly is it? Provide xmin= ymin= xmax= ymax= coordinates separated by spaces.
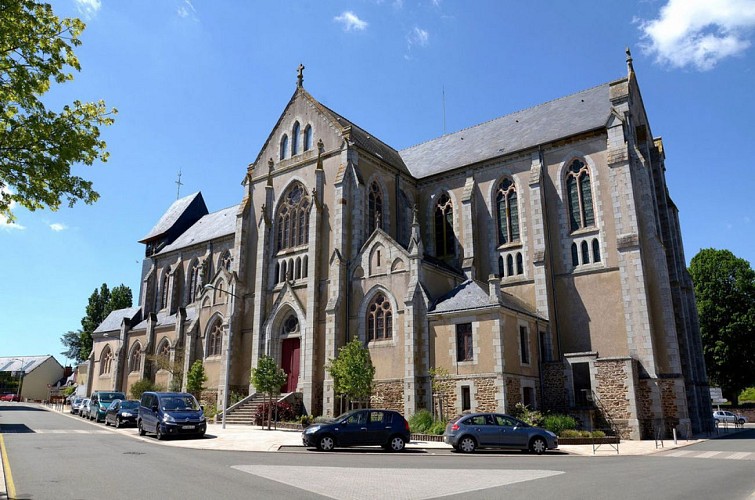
xmin=495 ymin=415 xmax=529 ymax=448
xmin=464 ymin=415 xmax=499 ymax=446
xmin=365 ymin=411 xmax=392 ymax=445
xmin=338 ymin=410 xmax=369 ymax=446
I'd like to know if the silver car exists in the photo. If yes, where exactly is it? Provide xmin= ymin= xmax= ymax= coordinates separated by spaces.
xmin=443 ymin=413 xmax=558 ymax=454
xmin=713 ymin=410 xmax=747 ymax=425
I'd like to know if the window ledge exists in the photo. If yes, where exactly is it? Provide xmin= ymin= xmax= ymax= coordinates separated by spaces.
xmin=569 ymin=227 xmax=599 ymax=237
xmin=497 ymin=242 xmax=523 ymax=251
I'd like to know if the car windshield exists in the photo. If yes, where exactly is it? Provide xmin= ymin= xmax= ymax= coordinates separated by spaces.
xmin=334 ymin=410 xmax=362 ymax=423
xmin=121 ymin=401 xmax=139 ymax=409
xmin=100 ymin=392 xmax=125 ymax=403
xmin=160 ymin=395 xmax=200 ymax=411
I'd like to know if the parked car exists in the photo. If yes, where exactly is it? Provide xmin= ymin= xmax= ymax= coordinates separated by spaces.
xmin=88 ymin=391 xmax=126 ymax=422
xmin=0 ymin=393 xmax=20 ymax=402
xmin=443 ymin=413 xmax=558 ymax=454
xmin=70 ymin=397 xmax=84 ymax=415
xmin=137 ymin=392 xmax=207 ymax=440
xmin=80 ymin=398 xmax=91 ymax=417
xmin=104 ymin=399 xmax=140 ymax=428
xmin=302 ymin=409 xmax=410 ymax=452
xmin=713 ymin=410 xmax=747 ymax=425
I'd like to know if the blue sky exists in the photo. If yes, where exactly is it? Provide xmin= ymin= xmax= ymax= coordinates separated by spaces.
xmin=2 ymin=0 xmax=754 ymax=365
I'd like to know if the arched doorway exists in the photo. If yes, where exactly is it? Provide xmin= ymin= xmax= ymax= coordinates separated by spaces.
xmin=280 ymin=315 xmax=300 ymax=393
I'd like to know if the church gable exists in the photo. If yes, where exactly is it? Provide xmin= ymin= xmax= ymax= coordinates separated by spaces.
xmin=353 ymin=228 xmax=410 ymax=279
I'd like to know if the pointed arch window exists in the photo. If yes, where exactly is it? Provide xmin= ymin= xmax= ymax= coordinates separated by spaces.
xmin=100 ymin=346 xmax=113 ymax=375
xmin=189 ymin=260 xmax=201 ymax=301
xmin=276 ymin=183 xmax=310 ymax=251
xmin=434 ymin=193 xmax=455 ymax=258
xmin=368 ymin=182 xmax=383 ymax=234
xmin=566 ymin=160 xmax=595 ymax=232
xmin=496 ymin=178 xmax=520 ymax=244
xmin=219 ymin=250 xmax=232 ymax=272
xmin=367 ymin=293 xmax=393 ymax=341
xmin=129 ymin=343 xmax=142 ymax=373
xmin=157 ymin=339 xmax=171 ymax=365
xmin=303 ymin=125 xmax=313 ymax=151
xmin=160 ymin=271 xmax=170 ymax=310
xmin=280 ymin=134 xmax=289 ymax=160
xmin=208 ymin=322 xmax=223 ymax=357
xmin=292 ymin=122 xmax=300 ymax=156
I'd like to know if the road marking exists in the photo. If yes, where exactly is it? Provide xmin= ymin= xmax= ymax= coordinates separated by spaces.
xmin=667 ymin=450 xmax=694 ymax=457
xmin=722 ymin=452 xmax=751 ymax=460
xmin=232 ymin=465 xmax=564 ymax=500
xmin=31 ymin=429 xmax=112 ymax=435
xmin=0 ymin=433 xmax=16 ymax=500
xmin=696 ymin=451 xmax=722 ymax=459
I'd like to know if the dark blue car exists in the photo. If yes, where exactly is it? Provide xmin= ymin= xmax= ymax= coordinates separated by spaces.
xmin=302 ymin=409 xmax=410 ymax=452
xmin=104 ymin=399 xmax=140 ymax=428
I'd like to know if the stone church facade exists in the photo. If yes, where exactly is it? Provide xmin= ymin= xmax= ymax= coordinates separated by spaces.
xmin=88 ymin=53 xmax=709 ymax=439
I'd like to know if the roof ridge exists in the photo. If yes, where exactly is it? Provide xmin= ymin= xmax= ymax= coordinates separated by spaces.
xmin=400 ymin=80 xmax=618 ymax=153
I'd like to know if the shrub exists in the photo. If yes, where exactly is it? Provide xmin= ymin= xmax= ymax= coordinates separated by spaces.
xmin=428 ymin=420 xmax=447 ymax=435
xmin=541 ymin=413 xmax=577 ymax=436
xmin=511 ymin=402 xmax=543 ymax=426
xmin=203 ymin=402 xmax=218 ymax=420
xmin=253 ymin=401 xmax=297 ymax=425
xmin=409 ymin=410 xmax=434 ymax=433
xmin=129 ymin=379 xmax=162 ymax=400
xmin=559 ymin=429 xmax=582 ymax=438
xmin=591 ymin=430 xmax=606 ymax=438
xmin=739 ymin=387 xmax=755 ymax=403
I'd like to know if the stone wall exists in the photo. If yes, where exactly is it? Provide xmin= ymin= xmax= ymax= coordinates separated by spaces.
xmin=541 ymin=362 xmax=568 ymax=412
xmin=506 ymin=377 xmax=521 ymax=410
xmin=370 ymin=379 xmax=404 ymax=413
xmin=594 ymin=358 xmax=634 ymax=439
xmin=475 ymin=377 xmax=497 ymax=413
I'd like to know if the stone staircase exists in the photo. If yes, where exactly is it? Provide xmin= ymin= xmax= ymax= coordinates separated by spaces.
xmin=223 ymin=393 xmax=266 ymax=425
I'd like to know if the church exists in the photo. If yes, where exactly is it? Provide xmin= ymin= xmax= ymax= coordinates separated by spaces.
xmin=87 ymin=52 xmax=709 ymax=440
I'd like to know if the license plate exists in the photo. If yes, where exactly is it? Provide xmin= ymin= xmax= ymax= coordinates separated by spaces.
xmin=182 ymin=425 xmax=195 ymax=430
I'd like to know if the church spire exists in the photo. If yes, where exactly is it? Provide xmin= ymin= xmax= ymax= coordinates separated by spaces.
xmin=626 ymin=47 xmax=634 ymax=76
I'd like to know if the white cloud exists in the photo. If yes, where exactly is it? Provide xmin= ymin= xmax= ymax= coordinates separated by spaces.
xmin=638 ymin=0 xmax=755 ymax=71
xmin=334 ymin=11 xmax=368 ymax=32
xmin=177 ymin=0 xmax=198 ymax=20
xmin=408 ymin=27 xmax=430 ymax=47
xmin=74 ymin=0 xmax=101 ymax=20
xmin=50 ymin=223 xmax=67 ymax=232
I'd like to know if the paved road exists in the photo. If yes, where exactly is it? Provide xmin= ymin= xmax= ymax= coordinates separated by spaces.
xmin=2 ymin=403 xmax=755 ymax=499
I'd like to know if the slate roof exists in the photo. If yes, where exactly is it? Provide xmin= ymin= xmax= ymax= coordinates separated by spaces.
xmin=93 ymin=307 xmax=142 ymax=334
xmin=0 ymin=355 xmax=58 ymax=374
xmin=430 ymin=280 xmax=544 ymax=320
xmin=139 ymin=192 xmax=206 ymax=242
xmin=400 ymin=83 xmax=614 ymax=179
xmin=158 ymin=205 xmax=238 ymax=254
xmin=130 ymin=307 xmax=197 ymax=331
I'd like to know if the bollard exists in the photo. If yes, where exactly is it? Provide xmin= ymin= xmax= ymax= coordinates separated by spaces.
xmin=673 ymin=428 xmax=677 ymax=444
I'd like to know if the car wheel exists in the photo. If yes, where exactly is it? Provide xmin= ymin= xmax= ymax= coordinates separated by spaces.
xmin=138 ymin=421 xmax=146 ymax=436
xmin=530 ymin=437 xmax=547 ymax=455
xmin=459 ymin=436 xmax=477 ymax=453
xmin=316 ymin=435 xmax=335 ymax=451
xmin=738 ymin=419 xmax=746 ymax=425
xmin=156 ymin=426 xmax=164 ymax=440
xmin=387 ymin=435 xmax=406 ymax=452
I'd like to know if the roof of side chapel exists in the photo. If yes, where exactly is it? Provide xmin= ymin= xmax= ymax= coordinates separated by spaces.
xmin=430 ymin=280 xmax=544 ymax=320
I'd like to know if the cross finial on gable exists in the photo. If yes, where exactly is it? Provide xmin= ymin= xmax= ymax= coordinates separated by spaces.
xmin=625 ymin=47 xmax=634 ymax=75
xmin=297 ymin=63 xmax=305 ymax=88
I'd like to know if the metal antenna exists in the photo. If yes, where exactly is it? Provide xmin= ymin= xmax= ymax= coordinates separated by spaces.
xmin=175 ymin=169 xmax=184 ymax=199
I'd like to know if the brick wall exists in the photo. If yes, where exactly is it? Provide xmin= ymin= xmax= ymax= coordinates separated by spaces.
xmin=541 ymin=362 xmax=568 ymax=412
xmin=506 ymin=377 xmax=521 ymax=410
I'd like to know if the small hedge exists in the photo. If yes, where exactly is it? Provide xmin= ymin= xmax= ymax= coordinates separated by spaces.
xmin=408 ymin=410 xmax=447 ymax=435
xmin=541 ymin=414 xmax=577 ymax=436
xmin=254 ymin=401 xmax=297 ymax=425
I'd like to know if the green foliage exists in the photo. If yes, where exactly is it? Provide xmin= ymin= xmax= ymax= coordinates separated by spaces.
xmin=62 ymin=386 xmax=76 ymax=397
xmin=511 ymin=402 xmax=543 ymax=426
xmin=203 ymin=402 xmax=218 ymax=420
xmin=326 ymin=338 xmax=375 ymax=402
xmin=129 ymin=379 xmax=161 ymax=400
xmin=559 ymin=429 xmax=582 ymax=438
xmin=60 ymin=330 xmax=83 ymax=362
xmin=0 ymin=0 xmax=117 ymax=223
xmin=541 ymin=414 xmax=577 ymax=436
xmin=74 ymin=283 xmax=132 ymax=361
xmin=739 ymin=387 xmax=755 ymax=403
xmin=251 ymin=355 xmax=287 ymax=429
xmin=689 ymin=248 xmax=755 ymax=405
xmin=230 ymin=391 xmax=245 ymax=406
xmin=591 ymin=430 xmax=606 ymax=438
xmin=186 ymin=360 xmax=207 ymax=397
xmin=409 ymin=410 xmax=435 ymax=433
xmin=427 ymin=420 xmax=447 ymax=435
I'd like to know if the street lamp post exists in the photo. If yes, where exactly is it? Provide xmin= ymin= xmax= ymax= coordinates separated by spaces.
xmin=204 ymin=283 xmax=241 ymax=429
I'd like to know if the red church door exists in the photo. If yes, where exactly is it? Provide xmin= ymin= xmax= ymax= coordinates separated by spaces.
xmin=281 ymin=338 xmax=300 ymax=393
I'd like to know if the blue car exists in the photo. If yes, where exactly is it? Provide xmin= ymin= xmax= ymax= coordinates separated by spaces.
xmin=302 ymin=409 xmax=410 ymax=452
xmin=443 ymin=413 xmax=558 ymax=454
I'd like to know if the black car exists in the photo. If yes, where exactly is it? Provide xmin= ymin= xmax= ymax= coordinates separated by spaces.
xmin=302 ymin=409 xmax=410 ymax=452
xmin=104 ymin=399 xmax=140 ymax=428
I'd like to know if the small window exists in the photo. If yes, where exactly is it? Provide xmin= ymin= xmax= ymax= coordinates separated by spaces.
xmin=592 ymin=238 xmax=601 ymax=262
xmin=507 ymin=255 xmax=514 ymax=276
xmin=581 ymin=241 xmax=590 ymax=264
xmin=516 ymin=253 xmax=524 ymax=275
xmin=498 ymin=256 xmax=504 ymax=277
xmin=519 ymin=326 xmax=530 ymax=364
xmin=456 ymin=323 xmax=473 ymax=362
xmin=461 ymin=386 xmax=471 ymax=411
xmin=292 ymin=122 xmax=300 ymax=156
xmin=434 ymin=193 xmax=455 ymax=258
xmin=304 ymin=125 xmax=313 ymax=151
xmin=280 ymin=134 xmax=288 ymax=160
xmin=571 ymin=243 xmax=579 ymax=267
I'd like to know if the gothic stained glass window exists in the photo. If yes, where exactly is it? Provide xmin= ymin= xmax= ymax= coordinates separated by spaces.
xmin=566 ymin=160 xmax=595 ymax=232
xmin=367 ymin=293 xmax=392 ymax=341
xmin=208 ymin=322 xmax=223 ymax=357
xmin=129 ymin=343 xmax=142 ymax=373
xmin=303 ymin=125 xmax=313 ymax=151
xmin=496 ymin=178 xmax=520 ymax=244
xmin=276 ymin=183 xmax=310 ymax=251
xmin=280 ymin=135 xmax=288 ymax=160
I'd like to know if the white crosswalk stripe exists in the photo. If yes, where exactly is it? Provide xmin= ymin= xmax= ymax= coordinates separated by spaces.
xmin=32 ymin=429 xmax=111 ymax=435
xmin=233 ymin=465 xmax=565 ymax=500
xmin=664 ymin=450 xmax=754 ymax=461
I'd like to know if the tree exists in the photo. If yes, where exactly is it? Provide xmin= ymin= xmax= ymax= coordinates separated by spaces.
xmin=129 ymin=378 xmax=161 ymax=400
xmin=73 ymin=283 xmax=133 ymax=361
xmin=251 ymin=355 xmax=287 ymax=429
xmin=326 ymin=338 xmax=375 ymax=408
xmin=186 ymin=360 xmax=207 ymax=399
xmin=60 ymin=329 xmax=83 ymax=362
xmin=148 ymin=350 xmax=184 ymax=392
xmin=0 ymin=0 xmax=117 ymax=223
xmin=689 ymin=248 xmax=755 ymax=405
